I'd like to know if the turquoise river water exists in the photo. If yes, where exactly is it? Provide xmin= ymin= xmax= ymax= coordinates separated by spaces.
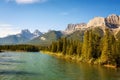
xmin=0 ymin=52 xmax=120 ymax=80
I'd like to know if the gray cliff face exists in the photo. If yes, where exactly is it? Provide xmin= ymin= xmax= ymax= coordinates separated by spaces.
xmin=66 ymin=24 xmax=76 ymax=32
xmin=65 ymin=14 xmax=120 ymax=34
xmin=65 ymin=23 xmax=87 ymax=34
xmin=87 ymin=17 xmax=106 ymax=28
xmin=105 ymin=14 xmax=120 ymax=28
xmin=87 ymin=14 xmax=120 ymax=28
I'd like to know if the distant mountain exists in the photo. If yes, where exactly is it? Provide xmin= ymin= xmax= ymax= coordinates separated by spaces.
xmin=65 ymin=14 xmax=120 ymax=34
xmin=87 ymin=14 xmax=120 ymax=28
xmin=33 ymin=29 xmax=43 ymax=38
xmin=63 ymin=27 xmax=104 ymax=42
xmin=64 ymin=23 xmax=87 ymax=34
xmin=19 ymin=29 xmax=34 ymax=39
xmin=27 ymin=14 xmax=120 ymax=46
xmin=0 ymin=29 xmax=42 ymax=45
xmin=28 ymin=30 xmax=63 ymax=46
xmin=0 ymin=14 xmax=120 ymax=45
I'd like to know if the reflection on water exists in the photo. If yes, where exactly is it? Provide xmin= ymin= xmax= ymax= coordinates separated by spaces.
xmin=0 ymin=52 xmax=120 ymax=80
xmin=0 ymin=70 xmax=40 ymax=76
xmin=0 ymin=59 xmax=25 ymax=63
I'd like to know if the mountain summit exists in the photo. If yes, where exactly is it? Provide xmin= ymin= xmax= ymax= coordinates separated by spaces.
xmin=33 ymin=29 xmax=43 ymax=38
xmin=0 ymin=29 xmax=42 ymax=45
xmin=87 ymin=14 xmax=120 ymax=28
xmin=65 ymin=14 xmax=120 ymax=34
xmin=0 ymin=14 xmax=120 ymax=45
xmin=65 ymin=23 xmax=87 ymax=34
xmin=105 ymin=14 xmax=120 ymax=28
xmin=20 ymin=29 xmax=34 ymax=39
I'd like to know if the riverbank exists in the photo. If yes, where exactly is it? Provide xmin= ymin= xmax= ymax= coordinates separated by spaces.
xmin=41 ymin=51 xmax=81 ymax=61
xmin=41 ymin=51 xmax=117 ymax=69
xmin=0 ymin=50 xmax=4 ymax=52
xmin=0 ymin=50 xmax=39 ymax=52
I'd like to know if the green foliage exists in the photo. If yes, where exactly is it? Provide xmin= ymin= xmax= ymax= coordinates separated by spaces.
xmin=62 ymin=38 xmax=67 ymax=55
xmin=81 ymin=29 xmax=102 ymax=61
xmin=0 ymin=45 xmax=39 ymax=52
xmin=65 ymin=30 xmax=84 ymax=42
xmin=81 ymin=30 xmax=89 ymax=60
xmin=42 ymin=28 xmax=120 ymax=67
xmin=100 ymin=29 xmax=116 ymax=64
xmin=116 ymin=31 xmax=120 ymax=40
xmin=76 ymin=42 xmax=82 ymax=56
xmin=51 ymin=42 xmax=57 ymax=52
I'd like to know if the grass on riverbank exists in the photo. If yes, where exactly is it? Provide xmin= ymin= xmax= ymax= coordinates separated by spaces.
xmin=41 ymin=51 xmax=117 ymax=69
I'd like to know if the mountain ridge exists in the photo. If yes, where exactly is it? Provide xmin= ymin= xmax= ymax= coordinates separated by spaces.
xmin=0 ymin=14 xmax=120 ymax=45
xmin=0 ymin=29 xmax=42 ymax=45
xmin=65 ymin=14 xmax=120 ymax=34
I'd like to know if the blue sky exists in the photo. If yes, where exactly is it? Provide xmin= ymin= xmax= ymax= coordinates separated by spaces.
xmin=0 ymin=0 xmax=120 ymax=37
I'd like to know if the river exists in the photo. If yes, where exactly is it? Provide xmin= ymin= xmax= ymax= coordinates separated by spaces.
xmin=0 ymin=52 xmax=120 ymax=80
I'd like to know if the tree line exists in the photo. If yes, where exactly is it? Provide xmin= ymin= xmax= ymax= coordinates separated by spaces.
xmin=0 ymin=45 xmax=39 ymax=52
xmin=43 ymin=28 xmax=120 ymax=67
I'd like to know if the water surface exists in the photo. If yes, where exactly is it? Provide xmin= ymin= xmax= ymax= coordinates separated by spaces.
xmin=0 ymin=52 xmax=120 ymax=80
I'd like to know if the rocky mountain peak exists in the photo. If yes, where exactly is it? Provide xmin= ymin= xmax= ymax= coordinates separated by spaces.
xmin=20 ymin=29 xmax=43 ymax=39
xmin=65 ymin=14 xmax=120 ymax=34
xmin=87 ymin=17 xmax=106 ymax=28
xmin=21 ymin=29 xmax=31 ymax=34
xmin=87 ymin=14 xmax=120 ymax=29
xmin=33 ymin=29 xmax=42 ymax=34
xmin=105 ymin=14 xmax=120 ymax=28
xmin=20 ymin=29 xmax=33 ymax=39
xmin=33 ymin=29 xmax=43 ymax=37
xmin=107 ymin=14 xmax=119 ymax=18
xmin=65 ymin=23 xmax=87 ymax=34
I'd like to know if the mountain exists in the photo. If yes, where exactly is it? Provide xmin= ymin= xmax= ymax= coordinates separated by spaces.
xmin=0 ymin=14 xmax=120 ymax=45
xmin=28 ymin=14 xmax=120 ymax=46
xmin=19 ymin=29 xmax=34 ymax=39
xmin=65 ymin=14 xmax=120 ymax=34
xmin=61 ymin=14 xmax=120 ymax=44
xmin=87 ymin=14 xmax=120 ymax=38
xmin=33 ymin=29 xmax=43 ymax=38
xmin=87 ymin=14 xmax=120 ymax=28
xmin=105 ymin=14 xmax=120 ymax=28
xmin=0 ymin=29 xmax=42 ymax=45
xmin=87 ymin=17 xmax=105 ymax=28
xmin=28 ymin=30 xmax=63 ymax=46
xmin=64 ymin=23 xmax=87 ymax=34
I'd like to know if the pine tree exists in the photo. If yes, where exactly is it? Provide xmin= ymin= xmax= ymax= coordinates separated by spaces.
xmin=68 ymin=44 xmax=74 ymax=55
xmin=81 ymin=30 xmax=89 ymax=60
xmin=62 ymin=38 xmax=67 ymax=55
xmin=100 ymin=29 xmax=115 ymax=64
xmin=87 ymin=30 xmax=93 ymax=59
xmin=57 ymin=40 xmax=63 ymax=52
xmin=76 ymin=42 xmax=82 ymax=57
xmin=51 ymin=42 xmax=57 ymax=52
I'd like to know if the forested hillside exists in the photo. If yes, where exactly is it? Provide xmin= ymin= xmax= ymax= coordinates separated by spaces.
xmin=43 ymin=28 xmax=120 ymax=67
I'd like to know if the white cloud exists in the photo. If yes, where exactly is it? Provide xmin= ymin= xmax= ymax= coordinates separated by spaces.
xmin=0 ymin=24 xmax=20 ymax=38
xmin=7 ymin=0 xmax=47 ymax=4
